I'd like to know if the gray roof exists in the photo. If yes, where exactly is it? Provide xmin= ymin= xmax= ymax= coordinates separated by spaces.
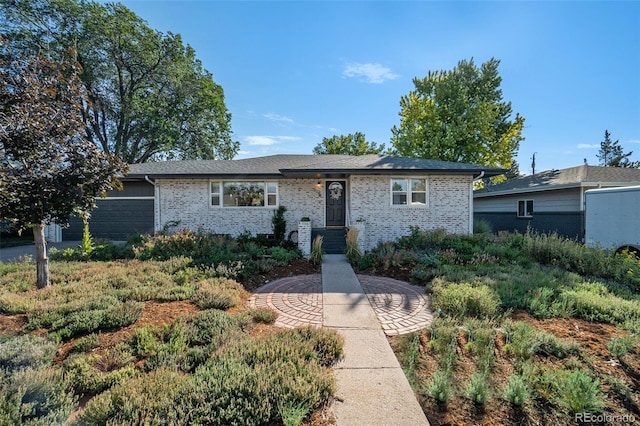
xmin=475 ymin=165 xmax=640 ymax=197
xmin=127 ymin=154 xmax=504 ymax=179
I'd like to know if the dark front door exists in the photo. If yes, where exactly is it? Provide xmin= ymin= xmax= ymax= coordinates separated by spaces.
xmin=326 ymin=181 xmax=346 ymax=227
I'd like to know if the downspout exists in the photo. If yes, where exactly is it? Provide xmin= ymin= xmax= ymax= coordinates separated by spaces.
xmin=145 ymin=175 xmax=160 ymax=233
xmin=470 ymin=171 xmax=486 ymax=234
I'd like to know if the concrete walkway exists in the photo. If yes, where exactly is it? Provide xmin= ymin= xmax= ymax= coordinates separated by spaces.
xmin=322 ymin=254 xmax=430 ymax=426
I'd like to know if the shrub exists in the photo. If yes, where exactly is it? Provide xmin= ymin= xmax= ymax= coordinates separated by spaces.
xmin=74 ymin=333 xmax=100 ymax=353
xmin=144 ymin=321 xmax=190 ymax=371
xmin=202 ymin=260 xmax=245 ymax=280
xmin=94 ymin=343 xmax=135 ymax=372
xmin=553 ymin=370 xmax=605 ymax=414
xmin=0 ymin=335 xmax=56 ymax=372
xmin=473 ymin=218 xmax=493 ymax=235
xmin=185 ymin=358 xmax=273 ymax=425
xmin=607 ymin=335 xmax=637 ymax=359
xmin=187 ymin=309 xmax=239 ymax=349
xmin=272 ymin=205 xmax=288 ymax=244
xmin=191 ymin=278 xmax=243 ymax=310
xmin=192 ymin=289 xmax=234 ymax=310
xmin=278 ymin=399 xmax=311 ymax=426
xmin=50 ymin=239 xmax=131 ymax=262
xmin=44 ymin=298 xmax=143 ymax=342
xmin=49 ymin=309 xmax=106 ymax=342
xmin=249 ymin=307 xmax=278 ymax=324
xmin=602 ymin=375 xmax=633 ymax=405
xmin=410 ymin=267 xmax=432 ymax=284
xmin=131 ymin=326 xmax=161 ymax=357
xmin=345 ymin=228 xmax=362 ymax=265
xmin=102 ymin=301 xmax=144 ymax=330
xmin=357 ymin=252 xmax=376 ymax=270
xmin=397 ymin=226 xmax=448 ymax=250
xmin=426 ymin=369 xmax=454 ymax=403
xmin=310 ymin=236 xmax=323 ymax=265
xmin=0 ymin=368 xmax=76 ymax=425
xmin=502 ymin=320 xmax=577 ymax=359
xmin=79 ymin=369 xmax=188 ymax=425
xmin=466 ymin=371 xmax=491 ymax=405
xmin=427 ymin=318 xmax=459 ymax=374
xmin=289 ymin=327 xmax=344 ymax=367
xmin=400 ymin=332 xmax=421 ymax=380
xmin=503 ymin=374 xmax=530 ymax=406
xmin=184 ymin=329 xmax=339 ymax=426
xmin=63 ymin=353 xmax=136 ymax=396
xmin=559 ymin=289 xmax=640 ymax=326
xmin=464 ymin=318 xmax=496 ymax=374
xmin=134 ymin=230 xmax=238 ymax=268
xmin=374 ymin=242 xmax=402 ymax=270
xmin=268 ymin=246 xmax=300 ymax=264
xmin=521 ymin=231 xmax=640 ymax=290
xmin=528 ymin=286 xmax=574 ymax=319
xmin=431 ymin=280 xmax=501 ymax=319
xmin=220 ymin=327 xmax=343 ymax=369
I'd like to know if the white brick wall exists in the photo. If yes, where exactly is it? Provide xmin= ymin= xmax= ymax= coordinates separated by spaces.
xmin=155 ymin=175 xmax=472 ymax=250
xmin=155 ymin=178 xmax=324 ymax=237
xmin=297 ymin=220 xmax=312 ymax=258
xmin=349 ymin=175 xmax=472 ymax=250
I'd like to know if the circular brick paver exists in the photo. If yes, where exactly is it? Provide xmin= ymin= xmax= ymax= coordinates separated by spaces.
xmin=358 ymin=275 xmax=433 ymax=336
xmin=250 ymin=274 xmax=433 ymax=335
xmin=249 ymin=274 xmax=323 ymax=329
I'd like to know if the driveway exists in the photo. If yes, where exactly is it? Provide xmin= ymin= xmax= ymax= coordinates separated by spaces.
xmin=0 ymin=241 xmax=81 ymax=263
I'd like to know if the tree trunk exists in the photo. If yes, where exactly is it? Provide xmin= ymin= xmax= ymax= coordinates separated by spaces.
xmin=33 ymin=224 xmax=50 ymax=289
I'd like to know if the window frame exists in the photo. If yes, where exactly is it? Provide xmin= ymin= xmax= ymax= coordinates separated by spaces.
xmin=390 ymin=177 xmax=429 ymax=207
xmin=209 ymin=180 xmax=279 ymax=208
xmin=517 ymin=199 xmax=534 ymax=218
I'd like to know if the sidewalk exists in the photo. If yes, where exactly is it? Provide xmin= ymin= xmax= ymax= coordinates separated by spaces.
xmin=322 ymin=254 xmax=430 ymax=426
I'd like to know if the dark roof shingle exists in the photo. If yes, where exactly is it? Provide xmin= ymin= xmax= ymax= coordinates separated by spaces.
xmin=127 ymin=154 xmax=503 ymax=178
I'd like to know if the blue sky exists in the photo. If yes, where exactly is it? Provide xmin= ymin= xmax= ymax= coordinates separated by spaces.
xmin=116 ymin=0 xmax=639 ymax=173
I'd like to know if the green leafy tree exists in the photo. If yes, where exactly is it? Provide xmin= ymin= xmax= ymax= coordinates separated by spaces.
xmin=313 ymin=132 xmax=386 ymax=155
xmin=597 ymin=130 xmax=639 ymax=168
xmin=0 ymin=40 xmax=125 ymax=288
xmin=391 ymin=58 xmax=524 ymax=172
xmin=1 ymin=0 xmax=239 ymax=163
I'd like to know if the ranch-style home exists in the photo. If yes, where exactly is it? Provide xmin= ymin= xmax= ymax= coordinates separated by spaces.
xmin=64 ymin=154 xmax=503 ymax=253
xmin=474 ymin=165 xmax=640 ymax=240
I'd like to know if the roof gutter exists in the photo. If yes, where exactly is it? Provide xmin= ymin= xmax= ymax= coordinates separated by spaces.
xmin=473 ymin=171 xmax=485 ymax=181
xmin=144 ymin=175 xmax=155 ymax=186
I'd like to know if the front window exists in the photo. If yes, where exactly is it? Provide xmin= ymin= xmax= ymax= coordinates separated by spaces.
xmin=517 ymin=200 xmax=533 ymax=217
xmin=210 ymin=181 xmax=278 ymax=207
xmin=391 ymin=178 xmax=428 ymax=206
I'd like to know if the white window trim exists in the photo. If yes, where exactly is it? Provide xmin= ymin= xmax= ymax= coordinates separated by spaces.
xmin=517 ymin=199 xmax=534 ymax=218
xmin=390 ymin=177 xmax=429 ymax=207
xmin=209 ymin=180 xmax=279 ymax=208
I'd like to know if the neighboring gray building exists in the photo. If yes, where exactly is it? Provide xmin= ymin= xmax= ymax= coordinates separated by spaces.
xmin=68 ymin=154 xmax=502 ymax=251
xmin=474 ymin=165 xmax=640 ymax=239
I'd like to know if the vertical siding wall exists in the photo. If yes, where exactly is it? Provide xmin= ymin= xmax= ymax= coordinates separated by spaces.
xmin=350 ymin=175 xmax=473 ymax=251
xmin=473 ymin=188 xmax=585 ymax=239
xmin=156 ymin=178 xmax=324 ymax=237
